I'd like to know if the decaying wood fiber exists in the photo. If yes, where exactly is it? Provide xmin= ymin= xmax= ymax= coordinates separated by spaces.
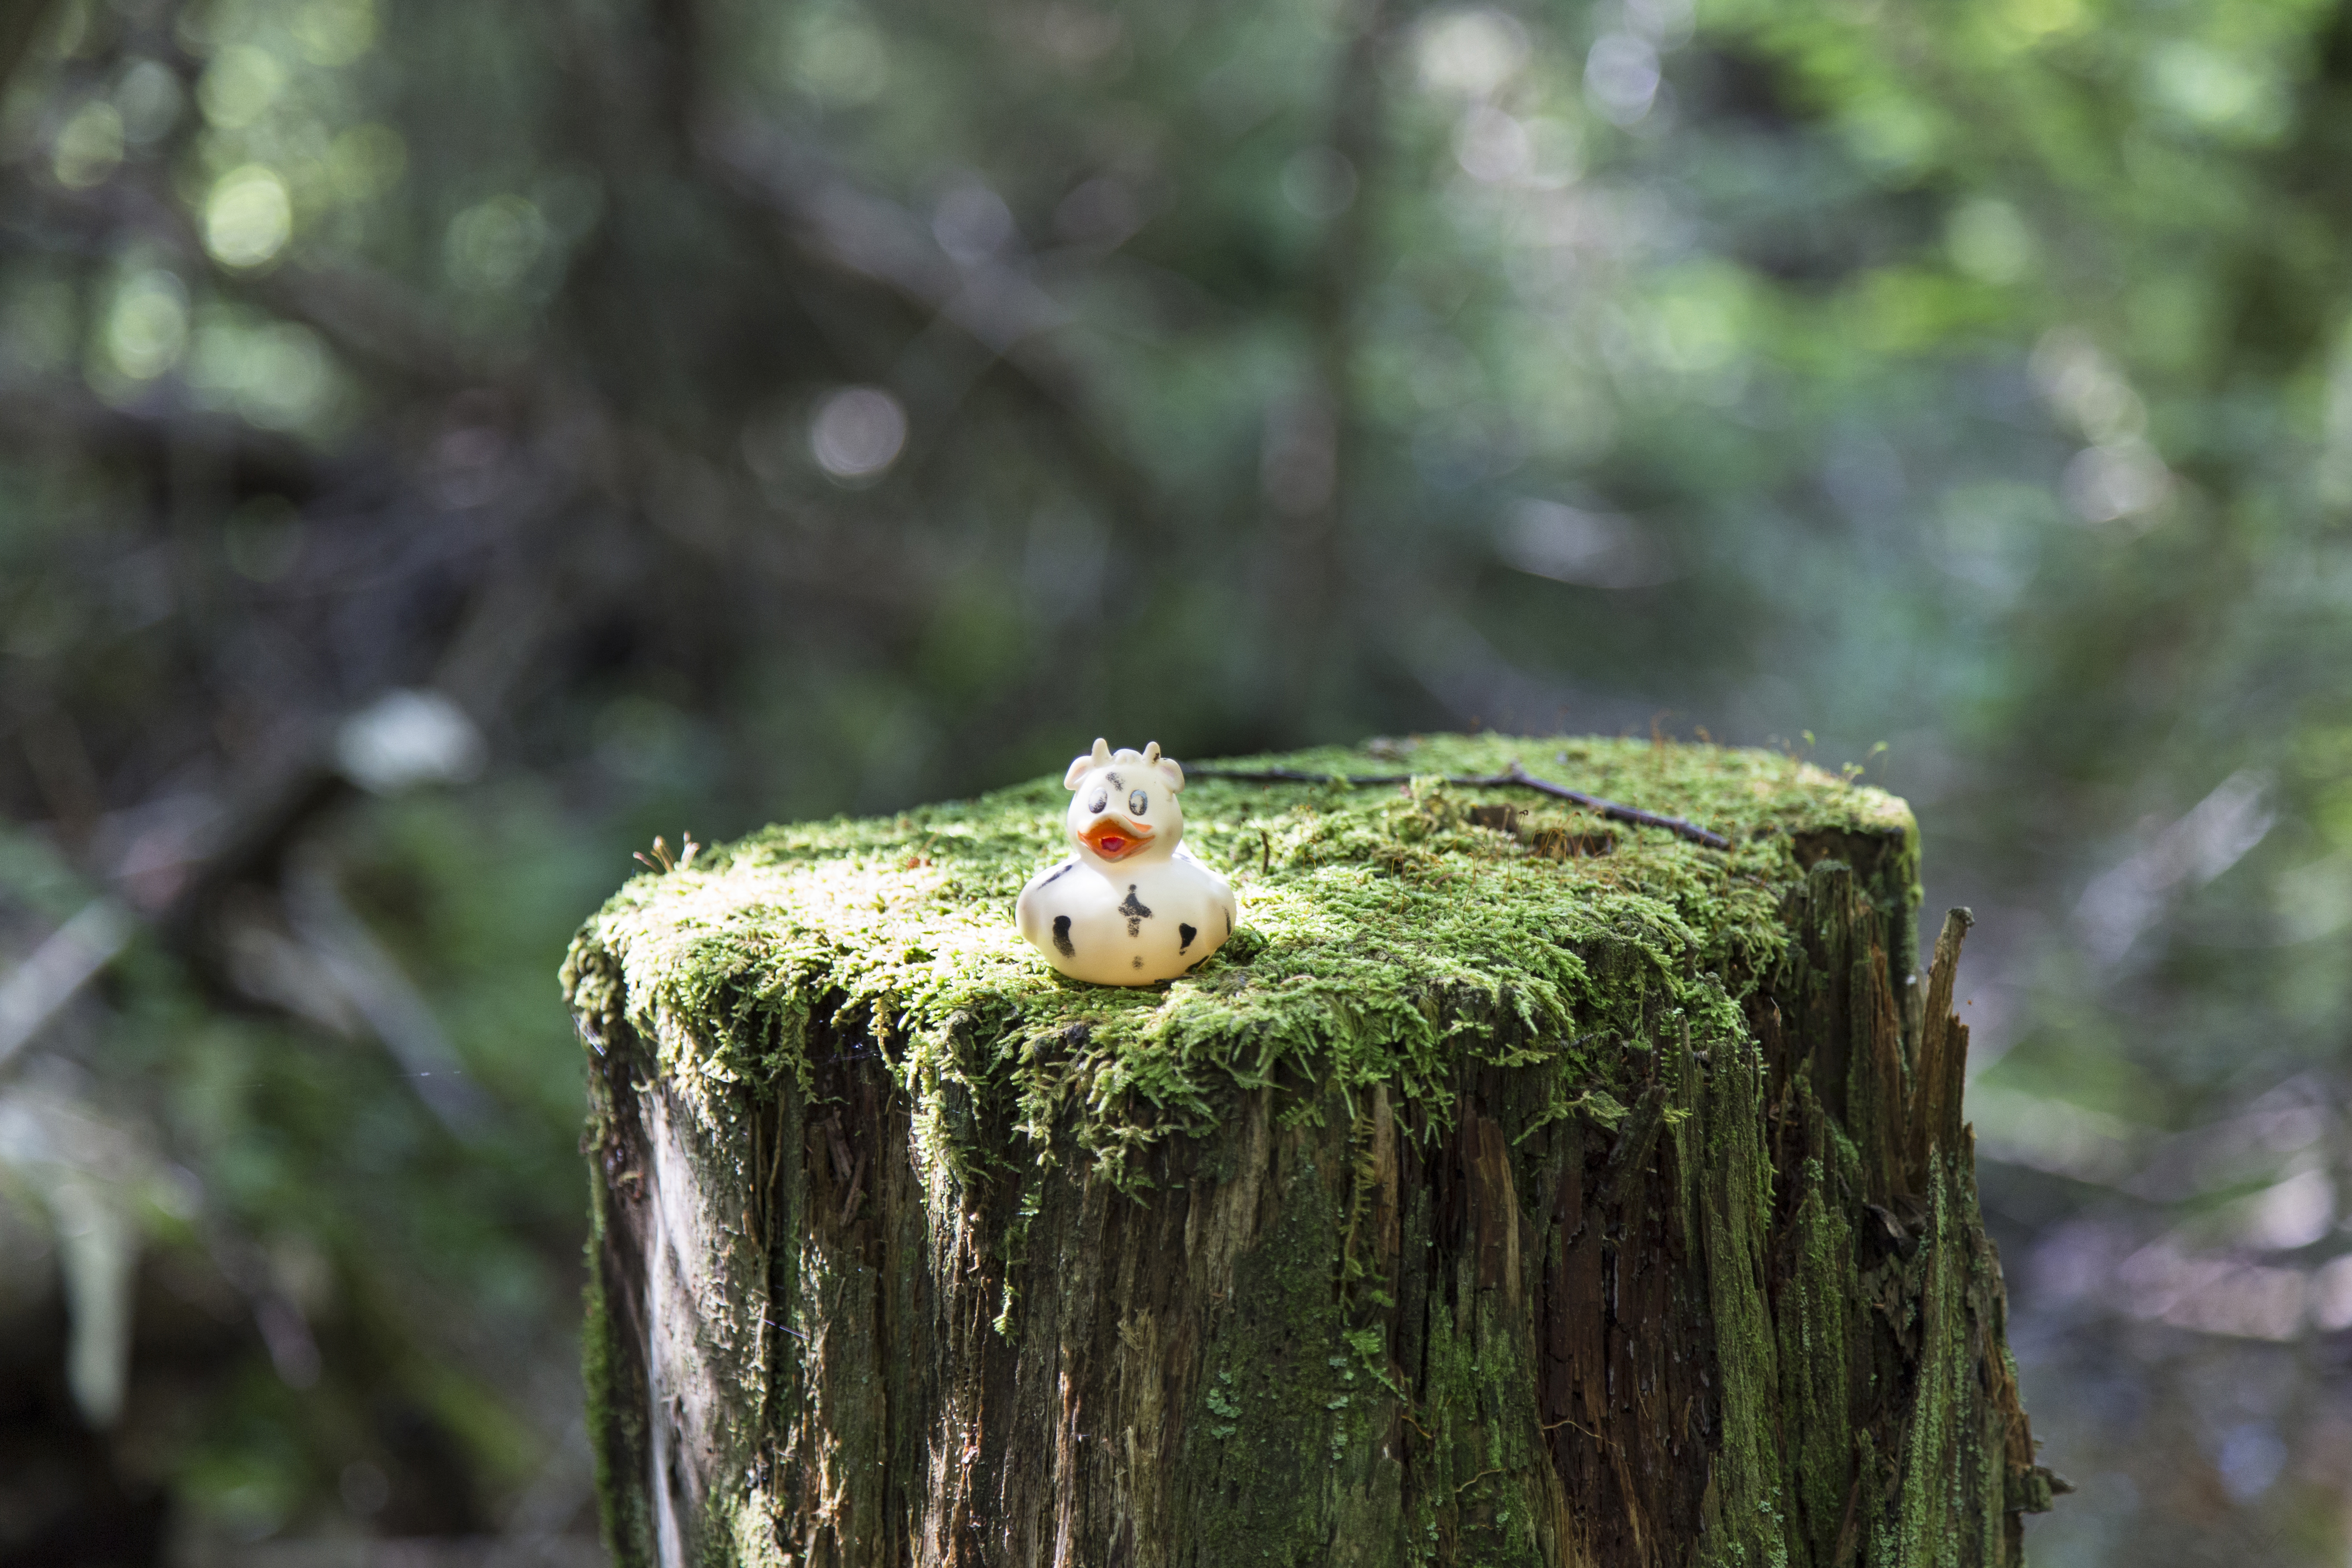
xmin=567 ymin=738 xmax=2060 ymax=1566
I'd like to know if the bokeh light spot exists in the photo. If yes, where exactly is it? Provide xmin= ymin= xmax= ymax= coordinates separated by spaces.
xmin=235 ymin=324 xmax=332 ymax=430
xmin=2062 ymin=440 xmax=2170 ymax=525
xmin=292 ymin=0 xmax=379 ymax=67
xmin=809 ymin=387 xmax=908 ymax=481
xmin=326 ymin=123 xmax=407 ymax=202
xmin=444 ymin=196 xmax=548 ymax=293
xmin=1987 ymin=0 xmax=2087 ymax=49
xmin=1498 ymin=499 xmax=1675 ymax=589
xmin=2144 ymin=43 xmax=2287 ymax=144
xmin=790 ymin=15 xmax=891 ymax=105
xmin=1454 ymin=107 xmax=1532 ymax=184
xmin=190 ymin=313 xmax=338 ymax=432
xmin=205 ymin=166 xmax=293 ymax=269
xmin=1585 ymin=35 xmax=1661 ymax=126
xmin=114 ymin=59 xmax=184 ymax=145
xmin=52 ymin=100 xmax=123 ymax=188
xmin=1946 ymin=198 xmax=2032 ymax=284
xmin=197 ymin=45 xmax=285 ymax=130
xmin=105 ymin=271 xmax=190 ymax=381
xmin=1415 ymin=9 xmax=1530 ymax=99
xmin=932 ymin=182 xmax=1016 ymax=265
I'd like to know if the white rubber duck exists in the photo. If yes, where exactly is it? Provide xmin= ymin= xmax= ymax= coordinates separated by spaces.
xmin=1016 ymin=739 xmax=1237 ymax=986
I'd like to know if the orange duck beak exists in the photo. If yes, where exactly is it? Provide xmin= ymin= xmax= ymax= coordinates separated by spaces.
xmin=1082 ymin=817 xmax=1154 ymax=861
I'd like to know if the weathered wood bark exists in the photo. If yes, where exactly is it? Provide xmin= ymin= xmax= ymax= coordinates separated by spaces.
xmin=562 ymin=737 xmax=2059 ymax=1567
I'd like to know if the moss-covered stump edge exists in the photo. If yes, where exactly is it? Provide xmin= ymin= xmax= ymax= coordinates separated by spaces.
xmin=565 ymin=735 xmax=1906 ymax=1188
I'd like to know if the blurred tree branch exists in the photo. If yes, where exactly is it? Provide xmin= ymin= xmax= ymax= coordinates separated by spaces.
xmin=1270 ymin=0 xmax=1400 ymax=736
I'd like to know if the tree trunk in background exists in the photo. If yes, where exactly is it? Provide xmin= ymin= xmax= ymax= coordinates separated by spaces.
xmin=567 ymin=745 xmax=2060 ymax=1566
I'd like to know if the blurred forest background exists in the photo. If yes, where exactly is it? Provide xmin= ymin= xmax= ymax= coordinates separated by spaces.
xmin=2 ymin=0 xmax=2350 ymax=1561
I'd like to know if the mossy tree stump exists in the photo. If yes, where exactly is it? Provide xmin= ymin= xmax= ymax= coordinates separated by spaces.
xmin=561 ymin=736 xmax=2058 ymax=1567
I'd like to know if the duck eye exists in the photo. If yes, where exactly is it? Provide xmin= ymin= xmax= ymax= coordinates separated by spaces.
xmin=1087 ymin=791 xmax=1107 ymax=815
xmin=1129 ymin=789 xmax=1149 ymax=816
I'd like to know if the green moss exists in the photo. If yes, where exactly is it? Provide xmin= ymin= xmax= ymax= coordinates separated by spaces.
xmin=1883 ymin=1151 xmax=2014 ymax=1568
xmin=1176 ymin=1094 xmax=1372 ymax=1561
xmin=581 ymin=1160 xmax=650 ymax=1568
xmin=1778 ymin=1143 xmax=1857 ymax=1566
xmin=561 ymin=735 xmax=1913 ymax=1191
xmin=1407 ymin=1287 xmax=1551 ymax=1566
xmin=1691 ymin=1025 xmax=1790 ymax=1568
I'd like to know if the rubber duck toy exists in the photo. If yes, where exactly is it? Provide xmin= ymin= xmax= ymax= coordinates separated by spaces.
xmin=1017 ymin=739 xmax=1236 ymax=985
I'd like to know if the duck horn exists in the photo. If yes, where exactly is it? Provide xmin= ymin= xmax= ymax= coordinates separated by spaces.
xmin=1066 ymin=736 xmax=1114 ymax=789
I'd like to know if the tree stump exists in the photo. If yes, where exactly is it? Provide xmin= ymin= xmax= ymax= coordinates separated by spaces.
xmin=561 ymin=736 xmax=2059 ymax=1567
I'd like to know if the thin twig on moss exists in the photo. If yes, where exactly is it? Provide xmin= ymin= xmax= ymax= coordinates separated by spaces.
xmin=1183 ymin=760 xmax=1732 ymax=850
xmin=1454 ymin=1465 xmax=1507 ymax=1495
